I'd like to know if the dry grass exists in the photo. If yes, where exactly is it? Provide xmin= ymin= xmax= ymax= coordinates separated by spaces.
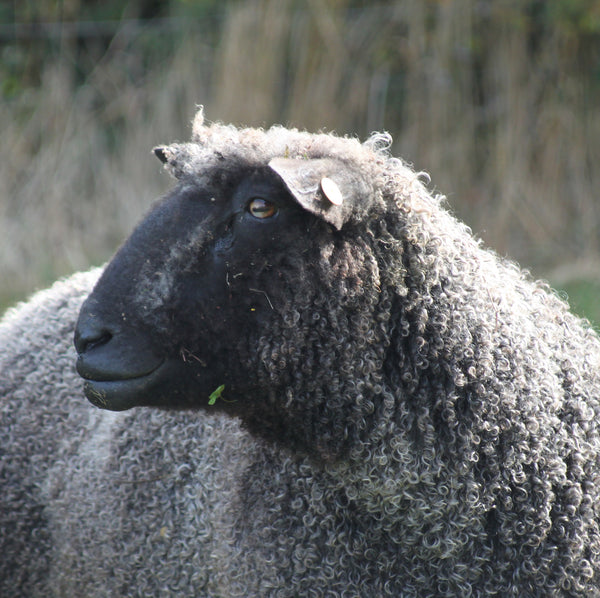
xmin=2 ymin=0 xmax=599 ymax=310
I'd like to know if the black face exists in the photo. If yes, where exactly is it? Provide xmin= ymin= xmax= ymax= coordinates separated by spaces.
xmin=74 ymin=167 xmax=324 ymax=412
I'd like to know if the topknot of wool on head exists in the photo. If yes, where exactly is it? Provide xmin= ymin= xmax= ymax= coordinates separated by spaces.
xmin=156 ymin=107 xmax=442 ymax=219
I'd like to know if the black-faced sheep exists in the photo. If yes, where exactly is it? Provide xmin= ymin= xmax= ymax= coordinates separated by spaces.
xmin=0 ymin=269 xmax=251 ymax=596
xmin=4 ymin=109 xmax=600 ymax=596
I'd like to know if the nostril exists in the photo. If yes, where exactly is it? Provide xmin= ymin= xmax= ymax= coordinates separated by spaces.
xmin=86 ymin=332 xmax=112 ymax=353
xmin=74 ymin=323 xmax=113 ymax=355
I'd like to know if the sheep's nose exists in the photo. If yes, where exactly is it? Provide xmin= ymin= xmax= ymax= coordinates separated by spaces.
xmin=74 ymin=318 xmax=113 ymax=355
xmin=74 ymin=304 xmax=164 ymax=386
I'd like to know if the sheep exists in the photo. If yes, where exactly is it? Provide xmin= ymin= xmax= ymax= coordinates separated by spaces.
xmin=0 ymin=268 xmax=251 ymax=596
xmin=4 ymin=108 xmax=600 ymax=596
xmin=0 ymin=268 xmax=102 ymax=595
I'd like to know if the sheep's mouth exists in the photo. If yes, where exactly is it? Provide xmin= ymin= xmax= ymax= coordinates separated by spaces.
xmin=76 ymin=356 xmax=215 ymax=411
xmin=80 ymin=364 xmax=168 ymax=411
xmin=76 ymin=355 xmax=195 ymax=411
xmin=77 ymin=353 xmax=174 ymax=410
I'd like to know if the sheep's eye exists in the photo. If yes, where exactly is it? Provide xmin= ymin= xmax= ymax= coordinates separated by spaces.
xmin=248 ymin=198 xmax=278 ymax=219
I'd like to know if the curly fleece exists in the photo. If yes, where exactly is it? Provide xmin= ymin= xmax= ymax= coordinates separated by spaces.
xmin=3 ymin=111 xmax=600 ymax=596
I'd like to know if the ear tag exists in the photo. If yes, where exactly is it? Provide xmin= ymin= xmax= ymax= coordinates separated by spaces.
xmin=320 ymin=177 xmax=344 ymax=206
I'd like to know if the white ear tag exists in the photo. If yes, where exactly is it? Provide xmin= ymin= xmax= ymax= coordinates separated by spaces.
xmin=320 ymin=177 xmax=344 ymax=206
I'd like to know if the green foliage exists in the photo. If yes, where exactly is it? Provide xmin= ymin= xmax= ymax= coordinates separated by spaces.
xmin=0 ymin=4 xmax=14 ymax=24
xmin=557 ymin=280 xmax=600 ymax=328
xmin=0 ymin=293 xmax=24 ymax=318
xmin=546 ymin=0 xmax=600 ymax=35
xmin=208 ymin=385 xmax=226 ymax=406
xmin=171 ymin=0 xmax=230 ymax=17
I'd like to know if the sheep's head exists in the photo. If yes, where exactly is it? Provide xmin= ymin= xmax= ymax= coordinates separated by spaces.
xmin=74 ymin=125 xmax=394 ymax=457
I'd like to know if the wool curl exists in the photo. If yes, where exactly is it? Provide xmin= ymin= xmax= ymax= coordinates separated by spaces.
xmin=3 ymin=111 xmax=600 ymax=596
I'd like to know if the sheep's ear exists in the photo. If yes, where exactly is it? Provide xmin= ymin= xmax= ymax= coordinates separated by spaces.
xmin=268 ymin=157 xmax=372 ymax=230
xmin=154 ymin=147 xmax=168 ymax=164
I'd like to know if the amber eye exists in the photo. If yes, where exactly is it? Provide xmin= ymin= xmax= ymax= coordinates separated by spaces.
xmin=247 ymin=198 xmax=278 ymax=219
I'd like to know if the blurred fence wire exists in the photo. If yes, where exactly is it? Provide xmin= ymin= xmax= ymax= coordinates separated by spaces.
xmin=0 ymin=18 xmax=192 ymax=40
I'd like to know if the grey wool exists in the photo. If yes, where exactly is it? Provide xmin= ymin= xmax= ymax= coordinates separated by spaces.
xmin=3 ymin=110 xmax=600 ymax=597
xmin=0 ymin=269 xmax=251 ymax=596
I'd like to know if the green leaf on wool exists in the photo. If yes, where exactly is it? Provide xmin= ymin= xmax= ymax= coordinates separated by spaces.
xmin=208 ymin=384 xmax=226 ymax=405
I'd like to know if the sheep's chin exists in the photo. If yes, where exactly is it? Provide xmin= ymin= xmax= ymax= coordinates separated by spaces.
xmin=81 ymin=360 xmax=188 ymax=411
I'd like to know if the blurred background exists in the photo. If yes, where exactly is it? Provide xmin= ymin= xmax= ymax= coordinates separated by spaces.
xmin=1 ymin=0 xmax=600 ymax=322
